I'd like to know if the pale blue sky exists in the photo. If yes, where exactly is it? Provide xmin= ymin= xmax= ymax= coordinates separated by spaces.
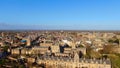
xmin=0 ymin=0 xmax=120 ymax=30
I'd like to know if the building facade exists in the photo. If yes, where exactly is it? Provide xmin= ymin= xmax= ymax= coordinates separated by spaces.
xmin=36 ymin=53 xmax=111 ymax=68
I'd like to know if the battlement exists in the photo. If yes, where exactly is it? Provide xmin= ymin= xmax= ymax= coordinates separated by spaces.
xmin=37 ymin=56 xmax=111 ymax=65
xmin=36 ymin=53 xmax=111 ymax=68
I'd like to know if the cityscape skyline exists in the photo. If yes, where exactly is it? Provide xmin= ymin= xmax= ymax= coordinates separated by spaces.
xmin=0 ymin=0 xmax=120 ymax=30
xmin=0 ymin=0 xmax=120 ymax=68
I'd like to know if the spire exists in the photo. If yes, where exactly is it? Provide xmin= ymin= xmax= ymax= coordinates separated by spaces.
xmin=74 ymin=52 xmax=79 ymax=62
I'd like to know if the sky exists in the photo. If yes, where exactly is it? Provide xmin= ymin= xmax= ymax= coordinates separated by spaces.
xmin=0 ymin=0 xmax=120 ymax=30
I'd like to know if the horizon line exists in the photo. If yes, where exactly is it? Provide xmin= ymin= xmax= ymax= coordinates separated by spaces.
xmin=0 ymin=29 xmax=120 ymax=32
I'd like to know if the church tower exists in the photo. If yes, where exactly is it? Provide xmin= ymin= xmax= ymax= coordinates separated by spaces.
xmin=26 ymin=36 xmax=31 ymax=46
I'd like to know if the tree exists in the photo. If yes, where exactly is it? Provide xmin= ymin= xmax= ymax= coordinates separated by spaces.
xmin=3 ymin=46 xmax=9 ymax=51
xmin=0 ymin=59 xmax=5 ymax=65
xmin=19 ymin=65 xmax=25 ymax=68
xmin=102 ymin=45 xmax=114 ymax=54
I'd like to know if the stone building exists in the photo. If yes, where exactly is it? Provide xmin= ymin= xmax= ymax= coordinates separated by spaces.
xmin=21 ymin=48 xmax=32 ymax=55
xmin=54 ymin=53 xmax=69 ymax=57
xmin=40 ymin=43 xmax=53 ymax=47
xmin=26 ymin=38 xmax=31 ymax=46
xmin=64 ymin=48 xmax=86 ymax=55
xmin=51 ymin=45 xmax=60 ymax=53
xmin=22 ymin=36 xmax=31 ymax=46
xmin=11 ymin=48 xmax=20 ymax=55
xmin=36 ymin=53 xmax=111 ymax=68
xmin=31 ymin=46 xmax=50 ymax=54
xmin=27 ymin=57 xmax=35 ymax=63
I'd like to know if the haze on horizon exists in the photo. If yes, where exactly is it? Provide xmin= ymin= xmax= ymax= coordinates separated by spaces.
xmin=0 ymin=0 xmax=120 ymax=30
